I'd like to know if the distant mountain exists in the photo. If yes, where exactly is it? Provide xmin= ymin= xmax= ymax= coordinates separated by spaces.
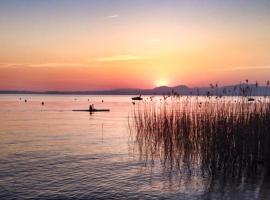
xmin=1 ymin=84 xmax=270 ymax=96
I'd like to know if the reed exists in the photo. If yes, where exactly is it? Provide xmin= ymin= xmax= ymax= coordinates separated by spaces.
xmin=129 ymin=95 xmax=270 ymax=184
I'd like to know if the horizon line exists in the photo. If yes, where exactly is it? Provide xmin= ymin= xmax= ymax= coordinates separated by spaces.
xmin=0 ymin=82 xmax=269 ymax=94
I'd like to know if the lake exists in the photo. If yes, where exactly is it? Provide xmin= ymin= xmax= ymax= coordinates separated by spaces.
xmin=0 ymin=94 xmax=269 ymax=199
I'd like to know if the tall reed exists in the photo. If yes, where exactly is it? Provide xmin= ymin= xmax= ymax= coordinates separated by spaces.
xmin=129 ymin=96 xmax=270 ymax=183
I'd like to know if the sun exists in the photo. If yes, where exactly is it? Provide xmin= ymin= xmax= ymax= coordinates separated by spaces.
xmin=155 ymin=79 xmax=169 ymax=87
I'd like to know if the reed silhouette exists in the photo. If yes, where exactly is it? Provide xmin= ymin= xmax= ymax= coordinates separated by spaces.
xmin=129 ymin=90 xmax=270 ymax=190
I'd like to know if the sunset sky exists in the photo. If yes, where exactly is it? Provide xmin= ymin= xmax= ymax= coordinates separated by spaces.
xmin=0 ymin=0 xmax=270 ymax=91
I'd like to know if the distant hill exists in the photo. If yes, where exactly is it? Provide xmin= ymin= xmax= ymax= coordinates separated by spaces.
xmin=1 ymin=84 xmax=270 ymax=96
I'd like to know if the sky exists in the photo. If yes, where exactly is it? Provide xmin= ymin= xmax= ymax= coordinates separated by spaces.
xmin=0 ymin=0 xmax=270 ymax=91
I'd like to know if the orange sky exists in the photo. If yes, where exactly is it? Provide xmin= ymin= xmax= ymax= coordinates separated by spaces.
xmin=1 ymin=1 xmax=270 ymax=91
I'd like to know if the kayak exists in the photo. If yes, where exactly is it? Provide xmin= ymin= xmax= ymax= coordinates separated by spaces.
xmin=72 ymin=109 xmax=110 ymax=112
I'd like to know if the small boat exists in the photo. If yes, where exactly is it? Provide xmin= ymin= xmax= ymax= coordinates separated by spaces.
xmin=248 ymin=98 xmax=255 ymax=102
xmin=132 ymin=96 xmax=143 ymax=101
xmin=72 ymin=109 xmax=110 ymax=112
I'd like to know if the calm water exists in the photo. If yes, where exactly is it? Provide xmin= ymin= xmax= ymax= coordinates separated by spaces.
xmin=0 ymin=94 xmax=269 ymax=200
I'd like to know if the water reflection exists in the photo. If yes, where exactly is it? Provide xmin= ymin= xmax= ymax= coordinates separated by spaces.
xmin=1 ymin=94 xmax=270 ymax=199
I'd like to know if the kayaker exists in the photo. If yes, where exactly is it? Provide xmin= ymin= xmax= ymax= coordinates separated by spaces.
xmin=89 ymin=104 xmax=94 ymax=112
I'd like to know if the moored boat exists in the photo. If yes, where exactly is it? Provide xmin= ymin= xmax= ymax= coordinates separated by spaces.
xmin=132 ymin=96 xmax=143 ymax=101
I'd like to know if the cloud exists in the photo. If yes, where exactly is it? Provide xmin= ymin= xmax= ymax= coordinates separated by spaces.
xmin=0 ymin=63 xmax=89 ymax=68
xmin=25 ymin=63 xmax=89 ymax=68
xmin=95 ymin=55 xmax=151 ymax=62
xmin=215 ymin=65 xmax=270 ymax=71
xmin=106 ymin=14 xmax=119 ymax=19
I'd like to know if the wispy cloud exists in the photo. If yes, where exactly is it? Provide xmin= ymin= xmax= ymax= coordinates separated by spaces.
xmin=215 ymin=65 xmax=270 ymax=71
xmin=0 ymin=63 xmax=89 ymax=68
xmin=106 ymin=14 xmax=119 ymax=19
xmin=95 ymin=55 xmax=151 ymax=62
